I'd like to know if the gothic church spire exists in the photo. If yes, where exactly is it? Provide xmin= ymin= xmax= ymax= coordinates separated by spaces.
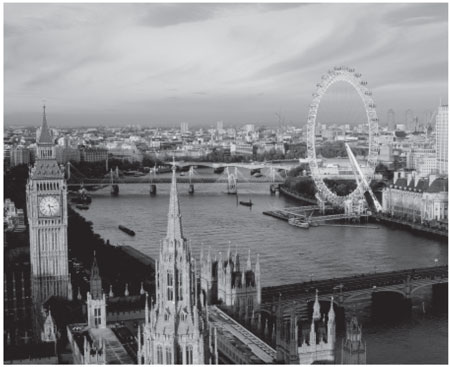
xmin=90 ymin=252 xmax=102 ymax=299
xmin=166 ymin=158 xmax=184 ymax=240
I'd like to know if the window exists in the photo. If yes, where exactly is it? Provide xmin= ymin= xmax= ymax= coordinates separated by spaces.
xmin=167 ymin=271 xmax=174 ymax=301
xmin=186 ymin=345 xmax=193 ymax=364
xmin=165 ymin=346 xmax=172 ymax=364
xmin=177 ymin=346 xmax=183 ymax=364
xmin=157 ymin=345 xmax=163 ymax=364
xmin=178 ymin=271 xmax=183 ymax=301
xmin=94 ymin=307 xmax=101 ymax=326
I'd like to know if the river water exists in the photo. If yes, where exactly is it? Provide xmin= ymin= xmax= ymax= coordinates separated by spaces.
xmin=77 ymin=172 xmax=447 ymax=364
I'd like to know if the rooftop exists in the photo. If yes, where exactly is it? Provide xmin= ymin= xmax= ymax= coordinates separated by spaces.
xmin=208 ymin=305 xmax=275 ymax=364
xmin=30 ymin=159 xmax=64 ymax=179
xmin=68 ymin=323 xmax=135 ymax=364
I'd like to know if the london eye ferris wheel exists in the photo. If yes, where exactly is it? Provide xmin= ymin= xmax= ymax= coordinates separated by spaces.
xmin=306 ymin=66 xmax=380 ymax=207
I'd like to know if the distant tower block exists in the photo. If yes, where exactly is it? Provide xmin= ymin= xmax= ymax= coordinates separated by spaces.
xmin=387 ymin=109 xmax=395 ymax=130
xmin=342 ymin=315 xmax=366 ymax=364
xmin=405 ymin=109 xmax=414 ymax=131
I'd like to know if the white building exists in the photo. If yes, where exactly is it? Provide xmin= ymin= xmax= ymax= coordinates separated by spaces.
xmin=436 ymin=105 xmax=448 ymax=175
xmin=180 ymin=122 xmax=189 ymax=134
xmin=406 ymin=148 xmax=436 ymax=177
xmin=382 ymin=171 xmax=448 ymax=222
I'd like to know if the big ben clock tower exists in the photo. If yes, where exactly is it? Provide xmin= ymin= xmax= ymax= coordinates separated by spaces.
xmin=26 ymin=106 xmax=71 ymax=337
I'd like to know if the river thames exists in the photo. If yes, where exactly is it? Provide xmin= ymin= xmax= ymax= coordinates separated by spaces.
xmin=77 ymin=175 xmax=447 ymax=364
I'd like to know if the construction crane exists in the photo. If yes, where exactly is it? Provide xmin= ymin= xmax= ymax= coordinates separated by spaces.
xmin=344 ymin=143 xmax=383 ymax=213
xmin=425 ymin=110 xmax=437 ymax=137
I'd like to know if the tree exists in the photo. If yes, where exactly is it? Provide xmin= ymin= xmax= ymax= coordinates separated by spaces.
xmin=4 ymin=164 xmax=29 ymax=211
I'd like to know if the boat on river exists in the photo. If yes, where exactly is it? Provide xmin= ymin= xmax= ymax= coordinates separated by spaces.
xmin=119 ymin=225 xmax=135 ymax=236
xmin=239 ymin=199 xmax=253 ymax=207
xmin=76 ymin=204 xmax=89 ymax=210
xmin=288 ymin=217 xmax=310 ymax=229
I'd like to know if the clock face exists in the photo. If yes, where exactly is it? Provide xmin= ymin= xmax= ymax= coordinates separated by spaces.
xmin=39 ymin=196 xmax=61 ymax=217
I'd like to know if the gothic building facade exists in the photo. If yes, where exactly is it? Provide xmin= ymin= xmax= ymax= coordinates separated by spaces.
xmin=26 ymin=106 xmax=71 ymax=340
xmin=86 ymin=253 xmax=107 ymax=329
xmin=342 ymin=315 xmax=366 ymax=364
xmin=276 ymin=291 xmax=336 ymax=364
xmin=200 ymin=245 xmax=261 ymax=320
xmin=137 ymin=164 xmax=217 ymax=364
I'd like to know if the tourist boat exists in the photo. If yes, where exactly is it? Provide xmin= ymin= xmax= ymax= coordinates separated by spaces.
xmin=71 ymin=190 xmax=92 ymax=204
xmin=76 ymin=204 xmax=89 ymax=210
xmin=118 ymin=225 xmax=135 ymax=236
xmin=288 ymin=217 xmax=310 ymax=229
xmin=239 ymin=200 xmax=253 ymax=207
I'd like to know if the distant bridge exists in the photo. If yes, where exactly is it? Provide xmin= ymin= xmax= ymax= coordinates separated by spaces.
xmin=260 ymin=265 xmax=448 ymax=317
xmin=163 ymin=161 xmax=297 ymax=171
xmin=66 ymin=161 xmax=287 ymax=190
xmin=66 ymin=175 xmax=285 ymax=188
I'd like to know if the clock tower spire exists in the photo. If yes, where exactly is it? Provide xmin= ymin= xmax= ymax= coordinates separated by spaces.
xmin=26 ymin=106 xmax=70 ymax=341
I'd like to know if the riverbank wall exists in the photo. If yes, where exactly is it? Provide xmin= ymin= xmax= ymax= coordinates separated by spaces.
xmin=279 ymin=184 xmax=317 ymax=205
xmin=68 ymin=208 xmax=156 ymax=298
xmin=370 ymin=214 xmax=448 ymax=241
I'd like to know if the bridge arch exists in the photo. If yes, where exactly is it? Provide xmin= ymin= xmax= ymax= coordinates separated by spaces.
xmin=410 ymin=281 xmax=448 ymax=297
xmin=342 ymin=288 xmax=407 ymax=304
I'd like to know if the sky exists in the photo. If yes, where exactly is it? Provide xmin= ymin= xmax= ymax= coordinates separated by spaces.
xmin=4 ymin=3 xmax=448 ymax=127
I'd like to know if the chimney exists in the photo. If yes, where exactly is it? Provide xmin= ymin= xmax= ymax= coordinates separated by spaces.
xmin=400 ymin=171 xmax=406 ymax=179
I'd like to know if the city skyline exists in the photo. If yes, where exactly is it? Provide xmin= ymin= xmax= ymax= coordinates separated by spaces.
xmin=5 ymin=3 xmax=448 ymax=127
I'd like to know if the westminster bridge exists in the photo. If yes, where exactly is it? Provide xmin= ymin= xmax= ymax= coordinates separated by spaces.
xmin=260 ymin=265 xmax=448 ymax=318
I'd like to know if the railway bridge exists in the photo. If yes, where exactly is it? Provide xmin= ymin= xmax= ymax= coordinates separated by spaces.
xmin=260 ymin=265 xmax=448 ymax=318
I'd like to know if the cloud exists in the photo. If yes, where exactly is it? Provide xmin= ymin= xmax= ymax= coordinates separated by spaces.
xmin=4 ymin=3 xmax=448 ymax=127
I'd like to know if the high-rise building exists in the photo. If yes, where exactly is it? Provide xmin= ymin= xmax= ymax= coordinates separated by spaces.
xmin=181 ymin=122 xmax=189 ymax=134
xmin=10 ymin=146 xmax=31 ymax=167
xmin=387 ymin=109 xmax=395 ymax=130
xmin=137 ymin=162 xmax=217 ymax=364
xmin=436 ymin=105 xmax=448 ymax=175
xmin=26 ymin=106 xmax=71 ymax=341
